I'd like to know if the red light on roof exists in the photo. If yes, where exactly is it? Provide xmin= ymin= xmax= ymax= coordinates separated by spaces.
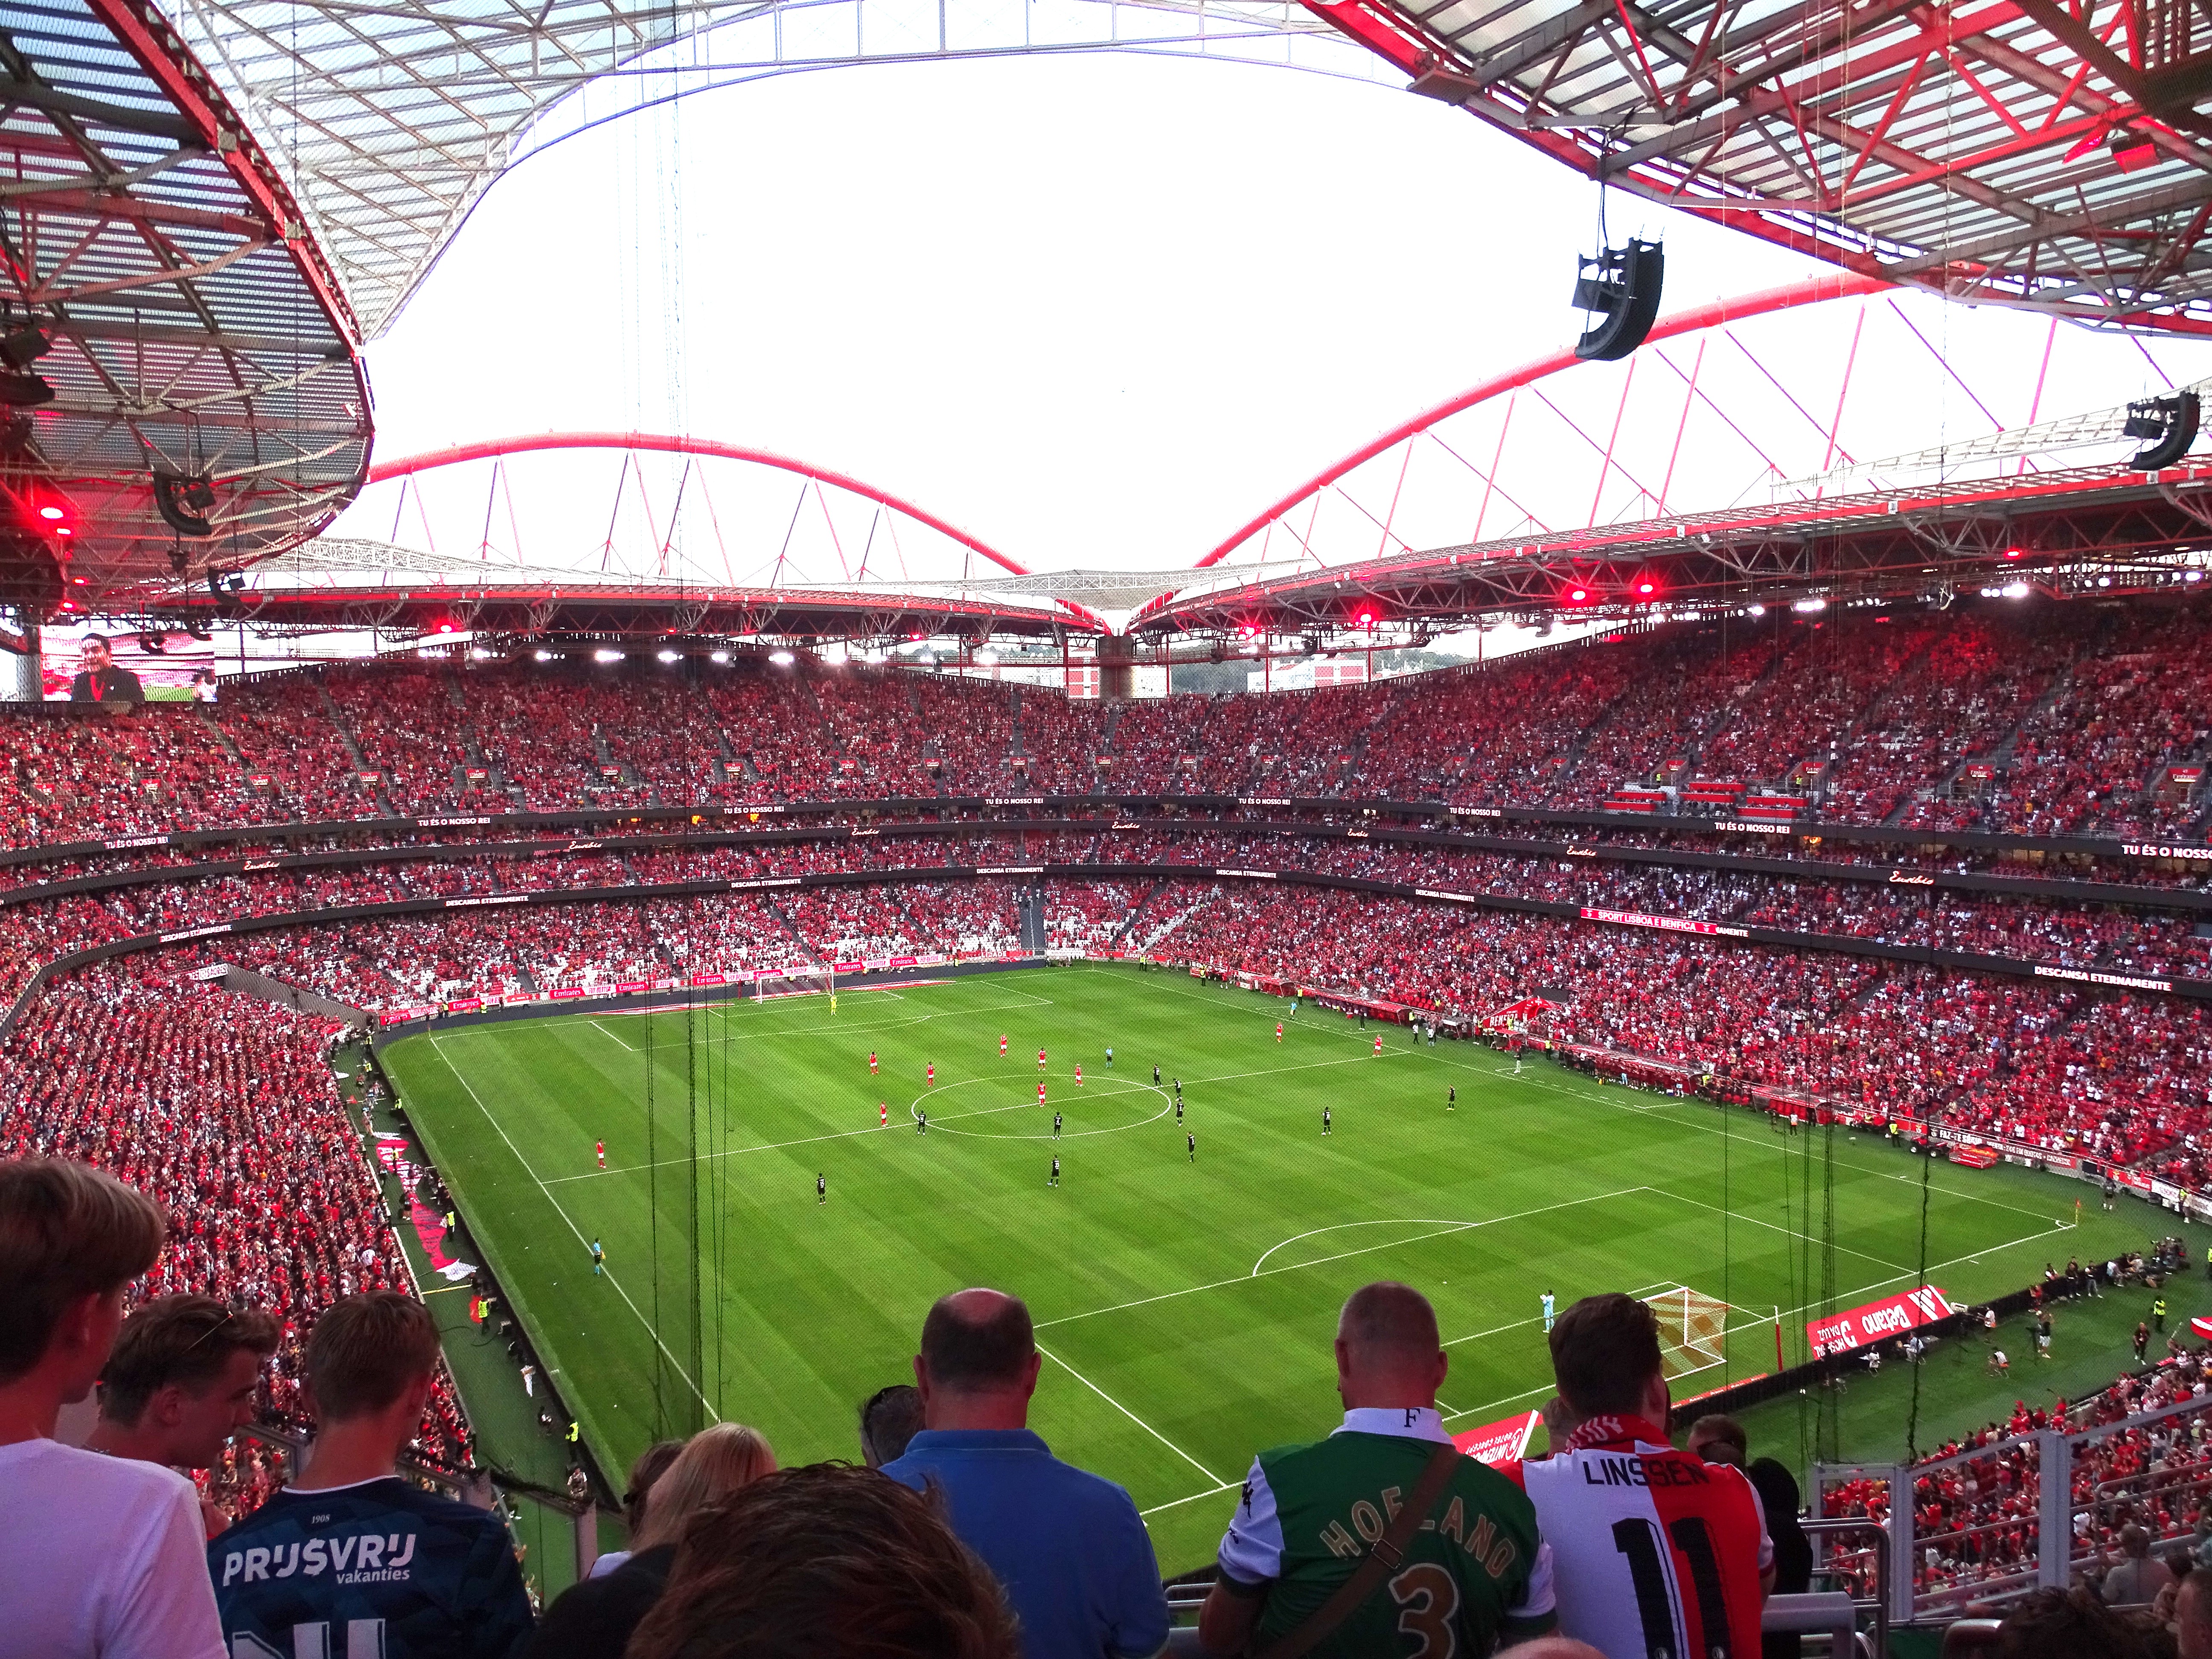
xmin=2002 ymin=547 xmax=2024 ymax=560
xmin=70 ymin=576 xmax=84 ymax=584
xmin=435 ymin=621 xmax=454 ymax=634
xmin=38 ymin=506 xmax=64 ymax=521
xmin=1566 ymin=586 xmax=1592 ymax=604
xmin=55 ymin=527 xmax=71 ymax=537
xmin=1635 ymin=580 xmax=1656 ymax=597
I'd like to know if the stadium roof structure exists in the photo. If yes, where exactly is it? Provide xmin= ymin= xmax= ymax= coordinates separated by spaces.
xmin=0 ymin=0 xmax=370 ymax=607
xmin=1133 ymin=454 xmax=2212 ymax=632
xmin=143 ymin=533 xmax=1083 ymax=639
xmin=151 ymin=0 xmax=1363 ymax=342
xmin=1306 ymin=0 xmax=2212 ymax=332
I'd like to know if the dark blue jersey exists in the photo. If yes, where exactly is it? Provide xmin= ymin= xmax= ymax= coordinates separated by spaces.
xmin=211 ymin=1477 xmax=535 ymax=1659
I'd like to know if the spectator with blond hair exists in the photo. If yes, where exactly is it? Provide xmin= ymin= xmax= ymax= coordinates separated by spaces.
xmin=523 ymin=1421 xmax=776 ymax=1659
xmin=86 ymin=1293 xmax=281 ymax=1539
xmin=210 ymin=1290 xmax=534 ymax=1658
xmin=0 ymin=1157 xmax=224 ymax=1659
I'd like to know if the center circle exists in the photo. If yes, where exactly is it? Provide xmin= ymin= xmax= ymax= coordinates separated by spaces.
xmin=908 ymin=1074 xmax=1175 ymax=1139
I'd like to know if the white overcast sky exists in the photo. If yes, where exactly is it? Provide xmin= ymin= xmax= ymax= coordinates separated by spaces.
xmin=344 ymin=47 xmax=2212 ymax=581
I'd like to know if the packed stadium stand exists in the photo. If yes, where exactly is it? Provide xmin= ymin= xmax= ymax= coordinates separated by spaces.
xmin=7 ymin=596 xmax=2212 ymax=1583
xmin=5 ymin=601 xmax=2209 ymax=838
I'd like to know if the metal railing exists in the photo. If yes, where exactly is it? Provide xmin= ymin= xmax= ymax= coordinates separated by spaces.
xmin=1161 ymin=1586 xmax=1870 ymax=1654
xmin=1818 ymin=1384 xmax=2212 ymax=1620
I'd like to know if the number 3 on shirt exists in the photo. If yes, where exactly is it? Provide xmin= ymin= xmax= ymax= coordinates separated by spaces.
xmin=1388 ymin=1560 xmax=1461 ymax=1658
xmin=1613 ymin=1514 xmax=1734 ymax=1658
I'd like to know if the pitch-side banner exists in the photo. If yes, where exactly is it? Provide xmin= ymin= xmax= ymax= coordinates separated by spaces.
xmin=1452 ymin=1410 xmax=1541 ymax=1466
xmin=1806 ymin=1286 xmax=1956 ymax=1357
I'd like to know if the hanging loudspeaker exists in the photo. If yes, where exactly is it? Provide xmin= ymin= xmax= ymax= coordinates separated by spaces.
xmin=1572 ymin=239 xmax=1666 ymax=362
xmin=153 ymin=470 xmax=217 ymax=537
xmin=2123 ymin=392 xmax=2199 ymax=470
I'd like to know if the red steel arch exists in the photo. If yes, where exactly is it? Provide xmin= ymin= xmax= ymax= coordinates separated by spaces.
xmin=366 ymin=431 xmax=1031 ymax=578
xmin=1191 ymin=270 xmax=1891 ymax=570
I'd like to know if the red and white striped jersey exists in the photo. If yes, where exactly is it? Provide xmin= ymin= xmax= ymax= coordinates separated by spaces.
xmin=1500 ymin=1415 xmax=1771 ymax=1659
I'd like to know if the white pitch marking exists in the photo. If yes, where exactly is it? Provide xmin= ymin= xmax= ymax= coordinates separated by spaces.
xmin=1035 ymin=1342 xmax=1224 ymax=1487
xmin=425 ymin=1034 xmax=718 ymax=1420
xmin=1035 ymin=1187 xmax=1646 ymax=1331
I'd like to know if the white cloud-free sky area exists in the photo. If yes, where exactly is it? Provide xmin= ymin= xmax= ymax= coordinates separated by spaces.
xmin=342 ymin=46 xmax=2212 ymax=585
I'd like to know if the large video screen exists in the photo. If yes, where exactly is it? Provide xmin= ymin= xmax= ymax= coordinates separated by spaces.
xmin=41 ymin=623 xmax=216 ymax=701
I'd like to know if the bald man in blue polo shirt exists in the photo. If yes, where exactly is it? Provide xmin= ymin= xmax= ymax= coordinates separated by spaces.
xmin=882 ymin=1288 xmax=1168 ymax=1659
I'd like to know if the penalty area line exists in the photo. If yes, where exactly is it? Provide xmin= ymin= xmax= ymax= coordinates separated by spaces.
xmin=1035 ymin=1341 xmax=1224 ymax=1489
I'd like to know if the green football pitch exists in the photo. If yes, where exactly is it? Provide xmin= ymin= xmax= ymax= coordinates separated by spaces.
xmin=378 ymin=963 xmax=2199 ymax=1572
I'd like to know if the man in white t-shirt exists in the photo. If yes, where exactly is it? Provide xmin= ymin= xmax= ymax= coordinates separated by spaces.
xmin=0 ymin=1158 xmax=228 ymax=1659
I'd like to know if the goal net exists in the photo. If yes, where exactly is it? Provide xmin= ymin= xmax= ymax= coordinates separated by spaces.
xmin=1644 ymin=1285 xmax=1733 ymax=1382
xmin=753 ymin=968 xmax=834 ymax=1002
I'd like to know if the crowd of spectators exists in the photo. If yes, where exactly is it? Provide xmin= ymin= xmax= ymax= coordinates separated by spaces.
xmin=2 ymin=599 xmax=2207 ymax=853
xmin=1821 ymin=1330 xmax=2212 ymax=1622
xmin=0 ymin=962 xmax=474 ymax=1497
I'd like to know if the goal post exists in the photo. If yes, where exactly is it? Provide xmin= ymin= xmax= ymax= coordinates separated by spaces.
xmin=1643 ymin=1284 xmax=1734 ymax=1381
xmin=753 ymin=967 xmax=834 ymax=1002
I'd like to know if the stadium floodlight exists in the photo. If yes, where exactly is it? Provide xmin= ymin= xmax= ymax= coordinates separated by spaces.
xmin=534 ymin=649 xmax=554 ymax=661
xmin=2002 ymin=581 xmax=2031 ymax=599
xmin=1793 ymin=597 xmax=1827 ymax=613
xmin=470 ymin=647 xmax=493 ymax=660
xmin=594 ymin=647 xmax=624 ymax=663
xmin=1746 ymin=603 xmax=1765 ymax=616
xmin=1563 ymin=583 xmax=1595 ymax=605
xmin=975 ymin=649 xmax=997 ymax=666
xmin=710 ymin=650 xmax=731 ymax=664
xmin=769 ymin=650 xmax=795 ymax=665
xmin=657 ymin=648 xmax=681 ymax=663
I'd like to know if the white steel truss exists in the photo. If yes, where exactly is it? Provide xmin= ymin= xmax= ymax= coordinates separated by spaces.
xmin=157 ymin=0 xmax=1373 ymax=338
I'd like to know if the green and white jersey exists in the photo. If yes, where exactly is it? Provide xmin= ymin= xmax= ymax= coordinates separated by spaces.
xmin=1217 ymin=1408 xmax=1555 ymax=1659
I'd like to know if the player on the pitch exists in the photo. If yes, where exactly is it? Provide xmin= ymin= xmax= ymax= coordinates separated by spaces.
xmin=1373 ymin=1033 xmax=1383 ymax=1056
xmin=817 ymin=1173 xmax=827 ymax=1206
xmin=1105 ymin=1045 xmax=1113 ymax=1068
xmin=1037 ymin=1080 xmax=1048 ymax=1106
xmin=1038 ymin=1047 xmax=1047 ymax=1072
xmin=1448 ymin=1086 xmax=1456 ymax=1111
xmin=1321 ymin=1106 xmax=1331 ymax=1136
xmin=1153 ymin=1064 xmax=1161 ymax=1086
xmin=999 ymin=1034 xmax=1008 ymax=1058
xmin=1541 ymin=1289 xmax=1556 ymax=1332
xmin=1074 ymin=1062 xmax=1083 ymax=1087
xmin=1053 ymin=1112 xmax=1062 ymax=1139
xmin=869 ymin=1051 xmax=878 ymax=1075
xmin=1186 ymin=1130 xmax=1196 ymax=1163
xmin=1174 ymin=1076 xmax=1182 ymax=1100
xmin=1175 ymin=1095 xmax=1184 ymax=1124
xmin=595 ymin=1139 xmax=605 ymax=1170
xmin=1275 ymin=1021 xmax=1284 ymax=1043
xmin=926 ymin=1061 xmax=935 ymax=1087
xmin=590 ymin=1238 xmax=605 ymax=1276
xmin=916 ymin=1108 xmax=928 ymax=1134
xmin=1049 ymin=1155 xmax=1061 ymax=1188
